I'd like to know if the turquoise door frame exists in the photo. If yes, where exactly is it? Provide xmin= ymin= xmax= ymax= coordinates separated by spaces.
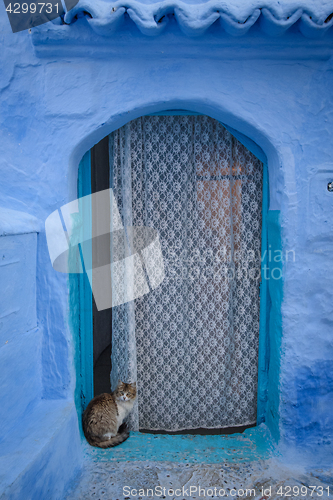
xmin=257 ymin=162 xmax=269 ymax=424
xmin=73 ymin=116 xmax=270 ymax=427
xmin=73 ymin=150 xmax=94 ymax=417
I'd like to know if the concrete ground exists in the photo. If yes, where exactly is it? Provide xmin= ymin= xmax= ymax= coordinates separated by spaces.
xmin=65 ymin=428 xmax=333 ymax=500
xmin=66 ymin=458 xmax=333 ymax=500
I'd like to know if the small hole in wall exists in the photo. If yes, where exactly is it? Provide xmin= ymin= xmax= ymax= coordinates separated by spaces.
xmin=325 ymin=13 xmax=333 ymax=23
xmin=155 ymin=15 xmax=165 ymax=23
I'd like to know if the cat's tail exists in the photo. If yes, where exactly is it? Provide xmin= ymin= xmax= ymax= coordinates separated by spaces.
xmin=86 ymin=423 xmax=130 ymax=449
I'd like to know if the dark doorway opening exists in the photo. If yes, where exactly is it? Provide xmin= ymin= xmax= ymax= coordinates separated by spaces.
xmin=91 ymin=136 xmax=112 ymax=397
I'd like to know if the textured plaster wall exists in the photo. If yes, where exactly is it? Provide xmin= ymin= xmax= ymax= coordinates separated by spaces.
xmin=0 ymin=210 xmax=82 ymax=499
xmin=1 ymin=2 xmax=333 ymax=494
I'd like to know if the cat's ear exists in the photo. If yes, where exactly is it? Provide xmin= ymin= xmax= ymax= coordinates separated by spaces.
xmin=132 ymin=382 xmax=137 ymax=387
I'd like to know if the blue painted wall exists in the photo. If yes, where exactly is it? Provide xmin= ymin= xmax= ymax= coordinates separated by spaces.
xmin=0 ymin=211 xmax=82 ymax=499
xmin=1 ymin=1 xmax=333 ymax=495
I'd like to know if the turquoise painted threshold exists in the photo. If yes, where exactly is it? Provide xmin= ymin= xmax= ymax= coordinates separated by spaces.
xmin=83 ymin=425 xmax=275 ymax=463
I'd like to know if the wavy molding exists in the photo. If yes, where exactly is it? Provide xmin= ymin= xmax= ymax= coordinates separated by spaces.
xmin=60 ymin=0 xmax=333 ymax=38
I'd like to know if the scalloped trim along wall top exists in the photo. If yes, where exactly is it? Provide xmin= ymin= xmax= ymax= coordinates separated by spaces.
xmin=60 ymin=0 xmax=333 ymax=38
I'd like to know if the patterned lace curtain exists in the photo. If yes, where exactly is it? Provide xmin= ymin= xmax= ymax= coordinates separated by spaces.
xmin=110 ymin=115 xmax=263 ymax=432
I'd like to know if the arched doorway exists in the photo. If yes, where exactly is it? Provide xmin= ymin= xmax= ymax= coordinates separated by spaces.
xmin=75 ymin=112 xmax=268 ymax=434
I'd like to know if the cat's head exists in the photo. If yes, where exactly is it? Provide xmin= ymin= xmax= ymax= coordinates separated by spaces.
xmin=115 ymin=381 xmax=137 ymax=402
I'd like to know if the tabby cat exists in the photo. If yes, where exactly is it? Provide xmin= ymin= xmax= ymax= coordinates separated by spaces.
xmin=82 ymin=381 xmax=137 ymax=448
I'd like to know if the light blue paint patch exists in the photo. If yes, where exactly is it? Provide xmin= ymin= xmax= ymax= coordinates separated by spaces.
xmin=283 ymin=362 xmax=333 ymax=460
xmin=0 ymin=207 xmax=42 ymax=236
xmin=0 ymin=401 xmax=82 ymax=500
xmin=0 ymin=233 xmax=38 ymax=341
xmin=83 ymin=425 xmax=275 ymax=464
xmin=0 ymin=327 xmax=42 ymax=440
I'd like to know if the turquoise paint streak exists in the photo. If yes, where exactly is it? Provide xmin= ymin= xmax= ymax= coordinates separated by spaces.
xmin=69 ymin=150 xmax=93 ymax=427
xmin=265 ymin=211 xmax=283 ymax=442
xmin=84 ymin=425 xmax=274 ymax=463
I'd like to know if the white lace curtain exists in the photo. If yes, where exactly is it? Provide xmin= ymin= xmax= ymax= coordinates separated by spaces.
xmin=110 ymin=115 xmax=263 ymax=432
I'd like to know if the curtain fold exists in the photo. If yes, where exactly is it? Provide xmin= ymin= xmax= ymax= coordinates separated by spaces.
xmin=110 ymin=123 xmax=139 ymax=430
xmin=110 ymin=115 xmax=263 ymax=432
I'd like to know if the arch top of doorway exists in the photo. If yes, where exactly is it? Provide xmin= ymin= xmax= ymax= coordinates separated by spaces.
xmin=70 ymin=103 xmax=283 ymax=443
xmin=69 ymin=102 xmax=282 ymax=211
